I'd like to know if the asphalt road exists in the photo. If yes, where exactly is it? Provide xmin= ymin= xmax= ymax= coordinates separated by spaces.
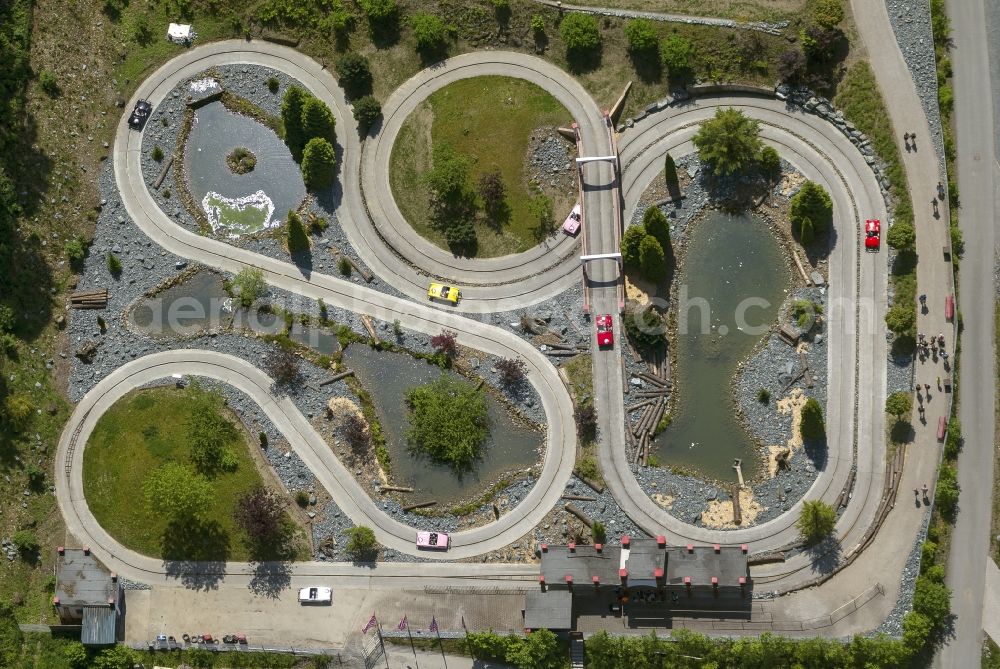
xmin=934 ymin=0 xmax=1000 ymax=665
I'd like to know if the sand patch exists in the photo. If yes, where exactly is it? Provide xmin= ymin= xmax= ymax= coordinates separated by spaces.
xmin=779 ymin=171 xmax=807 ymax=198
xmin=700 ymin=489 xmax=765 ymax=529
xmin=652 ymin=493 xmax=674 ymax=510
xmin=327 ymin=396 xmax=362 ymax=420
xmin=768 ymin=387 xmax=808 ymax=476
xmin=625 ymin=276 xmax=652 ymax=306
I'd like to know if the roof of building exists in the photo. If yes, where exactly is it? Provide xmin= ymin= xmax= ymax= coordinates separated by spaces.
xmin=540 ymin=545 xmax=622 ymax=586
xmin=56 ymin=549 xmax=116 ymax=607
xmin=524 ymin=590 xmax=573 ymax=631
xmin=81 ymin=606 xmax=117 ymax=646
xmin=623 ymin=541 xmax=666 ymax=587
xmin=665 ymin=546 xmax=749 ymax=587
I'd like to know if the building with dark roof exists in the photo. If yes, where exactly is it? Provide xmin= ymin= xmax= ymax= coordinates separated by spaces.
xmin=526 ymin=537 xmax=751 ymax=631
xmin=53 ymin=548 xmax=123 ymax=646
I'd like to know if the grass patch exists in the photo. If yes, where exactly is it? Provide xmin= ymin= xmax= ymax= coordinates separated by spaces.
xmin=563 ymin=353 xmax=594 ymax=406
xmin=220 ymin=90 xmax=285 ymax=138
xmin=390 ymin=75 xmax=572 ymax=257
xmin=82 ymin=386 xmax=305 ymax=562
xmin=992 ymin=301 xmax=1000 ymax=567
xmin=546 ymin=0 xmax=805 ymax=22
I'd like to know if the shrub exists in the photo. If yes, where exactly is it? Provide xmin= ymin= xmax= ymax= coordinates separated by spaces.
xmin=902 ymin=611 xmax=933 ymax=649
xmin=528 ymin=193 xmax=555 ymax=239
xmin=885 ymin=303 xmax=916 ymax=334
xmin=11 ymin=529 xmax=39 ymax=557
xmin=642 ymin=206 xmax=671 ymax=256
xmin=281 ymin=86 xmax=308 ymax=159
xmin=405 ymin=375 xmax=489 ymax=470
xmin=302 ymin=97 xmax=337 ymax=146
xmin=352 ymin=95 xmax=382 ymax=133
xmin=624 ymin=307 xmax=665 ymax=352
xmin=431 ymin=330 xmax=458 ymax=357
xmin=800 ymin=397 xmax=825 ymax=440
xmin=359 ymin=0 xmax=397 ymax=24
xmin=234 ymin=486 xmax=287 ymax=545
xmin=693 ymin=108 xmax=763 ymax=176
xmin=886 ymin=219 xmax=916 ymax=251
xmin=575 ymin=404 xmax=597 ymax=441
xmin=530 ymin=14 xmax=545 ymax=34
xmin=65 ymin=236 xmax=88 ymax=269
xmin=664 ymin=153 xmax=679 ymax=192
xmin=885 ymin=391 xmax=912 ymax=420
xmin=659 ymin=34 xmax=693 ymax=75
xmin=0 ymin=305 xmax=14 ymax=333
xmin=106 ymin=252 xmax=122 ymax=278
xmin=920 ymin=541 xmax=938 ymax=569
xmin=226 ymin=146 xmax=257 ymax=174
xmin=425 ymin=143 xmax=477 ymax=248
xmin=576 ymin=455 xmax=600 ymax=481
xmin=338 ymin=255 xmax=353 ymax=276
xmin=335 ymin=53 xmax=373 ymax=99
xmin=943 ymin=417 xmax=962 ymax=459
xmin=410 ymin=12 xmax=449 ymax=58
xmin=912 ymin=576 xmax=951 ymax=627
xmin=935 ymin=463 xmax=959 ymax=515
xmin=496 ymin=357 xmax=526 ymax=386
xmin=295 ymin=490 xmax=310 ymax=507
xmin=264 ymin=347 xmax=302 ymax=385
xmin=233 ymin=267 xmax=266 ymax=307
xmin=757 ymin=388 xmax=770 ymax=404
xmin=478 ymin=169 xmax=507 ymax=213
xmin=93 ymin=645 xmax=134 ymax=669
xmin=591 ymin=520 xmax=607 ymax=544
xmin=790 ymin=181 xmax=833 ymax=235
xmin=346 ymin=525 xmax=378 ymax=557
xmin=151 ymin=145 xmax=164 ymax=162
xmin=624 ymin=19 xmax=658 ymax=53
xmin=143 ymin=463 xmax=214 ymax=521
xmin=186 ymin=383 xmax=238 ymax=472
xmin=796 ymin=499 xmax=836 ymax=544
xmin=287 ymin=210 xmax=311 ymax=254
xmin=638 ymin=235 xmax=666 ymax=281
xmin=811 ymin=0 xmax=845 ymax=28
xmin=560 ymin=13 xmax=601 ymax=54
xmin=342 ymin=412 xmax=369 ymax=448
xmin=621 ymin=225 xmax=647 ymax=268
xmin=301 ymin=137 xmax=337 ymax=190
xmin=778 ymin=48 xmax=807 ymax=83
xmin=64 ymin=641 xmax=89 ymax=669
xmin=39 ymin=70 xmax=60 ymax=96
xmin=267 ymin=76 xmax=280 ymax=93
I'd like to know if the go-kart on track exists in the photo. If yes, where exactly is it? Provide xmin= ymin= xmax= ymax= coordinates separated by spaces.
xmin=57 ymin=42 xmax=887 ymax=594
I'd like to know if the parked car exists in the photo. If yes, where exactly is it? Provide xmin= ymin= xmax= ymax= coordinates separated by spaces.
xmin=596 ymin=314 xmax=614 ymax=348
xmin=416 ymin=531 xmax=450 ymax=550
xmin=864 ymin=218 xmax=880 ymax=252
xmin=562 ymin=203 xmax=582 ymax=236
xmin=427 ymin=282 xmax=461 ymax=304
xmin=128 ymin=99 xmax=153 ymax=130
xmin=298 ymin=586 xmax=332 ymax=605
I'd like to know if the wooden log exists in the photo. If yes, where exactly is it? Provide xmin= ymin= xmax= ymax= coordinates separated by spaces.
xmin=732 ymin=486 xmax=742 ymax=526
xmin=319 ymin=369 xmax=354 ymax=386
xmin=625 ymin=399 xmax=655 ymax=413
xmin=345 ymin=256 xmax=374 ymax=283
xmin=648 ymin=399 xmax=666 ymax=437
xmin=154 ymin=155 xmax=174 ymax=190
xmin=633 ymin=405 xmax=655 ymax=438
xmin=544 ymin=349 xmax=578 ymax=357
xmin=70 ymin=289 xmax=108 ymax=298
xmin=564 ymin=503 xmax=594 ymax=527
xmin=748 ymin=552 xmax=786 ymax=566
xmin=562 ymin=494 xmax=597 ymax=502
xmin=578 ymin=475 xmax=605 ymax=495
xmin=402 ymin=501 xmax=436 ymax=512
xmin=361 ymin=315 xmax=380 ymax=345
xmin=636 ymin=372 xmax=667 ymax=387
xmin=546 ymin=341 xmax=577 ymax=351
xmin=380 ymin=485 xmax=414 ymax=493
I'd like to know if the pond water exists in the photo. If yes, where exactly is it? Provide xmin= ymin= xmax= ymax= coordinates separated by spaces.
xmin=342 ymin=345 xmax=542 ymax=504
xmin=185 ymin=101 xmax=305 ymax=235
xmin=128 ymin=271 xmax=232 ymax=337
xmin=652 ymin=212 xmax=790 ymax=481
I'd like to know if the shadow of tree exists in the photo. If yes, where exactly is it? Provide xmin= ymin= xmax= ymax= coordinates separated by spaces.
xmin=161 ymin=519 xmax=230 ymax=591
xmin=247 ymin=560 xmax=292 ymax=599
xmin=804 ymin=534 xmax=843 ymax=575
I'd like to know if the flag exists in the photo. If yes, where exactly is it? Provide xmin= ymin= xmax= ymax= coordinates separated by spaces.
xmin=362 ymin=612 xmax=377 ymax=634
xmin=398 ymin=615 xmax=408 ymax=631
xmin=429 ymin=616 xmax=438 ymax=633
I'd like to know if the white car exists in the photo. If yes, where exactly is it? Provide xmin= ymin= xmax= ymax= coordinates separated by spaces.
xmin=298 ymin=586 xmax=332 ymax=605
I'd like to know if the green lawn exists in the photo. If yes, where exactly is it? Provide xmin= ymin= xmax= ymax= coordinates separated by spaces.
xmin=83 ymin=386 xmax=303 ymax=562
xmin=390 ymin=75 xmax=573 ymax=258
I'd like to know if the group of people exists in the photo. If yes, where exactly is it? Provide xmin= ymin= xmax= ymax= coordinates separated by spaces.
xmin=913 ymin=483 xmax=930 ymax=502
xmin=916 ymin=331 xmax=947 ymax=361
xmin=903 ymin=131 xmax=918 ymax=152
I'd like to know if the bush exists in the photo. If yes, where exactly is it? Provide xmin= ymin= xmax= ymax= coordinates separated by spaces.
xmin=281 ymin=86 xmax=308 ymax=159
xmin=106 ymin=252 xmax=122 ymax=278
xmin=920 ymin=540 xmax=938 ymax=569
xmin=335 ymin=52 xmax=373 ymax=99
xmin=624 ymin=307 xmax=665 ymax=352
xmin=759 ymin=145 xmax=781 ymax=177
xmin=664 ymin=153 xmax=679 ymax=192
xmin=267 ymin=76 xmax=280 ymax=93
xmin=295 ymin=490 xmax=310 ymax=507
xmin=233 ymin=267 xmax=266 ymax=307
xmin=234 ymin=486 xmax=287 ymax=546
xmin=226 ymin=146 xmax=257 ymax=174
xmin=64 ymin=641 xmax=89 ymax=669
xmin=496 ymin=357 xmax=526 ymax=386
xmin=778 ymin=48 xmax=807 ymax=83
xmin=186 ymin=383 xmax=238 ymax=472
xmin=425 ymin=143 xmax=477 ymax=248
xmin=11 ymin=529 xmax=39 ymax=557
xmin=638 ymin=235 xmax=666 ymax=281
xmin=642 ymin=206 xmax=671 ymax=256
xmin=302 ymin=96 xmax=337 ymax=146
xmin=790 ymin=181 xmax=833 ymax=235
xmin=151 ymin=145 xmax=164 ymax=162
xmin=264 ymin=347 xmax=302 ymax=385
xmin=301 ymin=137 xmax=337 ymax=190
xmin=757 ymin=388 xmax=770 ymax=404
xmin=352 ymin=95 xmax=382 ymax=133
xmin=410 ymin=12 xmax=449 ymax=58
xmin=338 ymin=255 xmax=352 ymax=276
xmin=943 ymin=417 xmax=962 ymax=459
xmin=621 ymin=225 xmax=647 ymax=268
xmin=346 ymin=525 xmax=378 ymax=557
xmin=624 ymin=18 xmax=658 ymax=53
xmin=144 ymin=463 xmax=214 ymax=521
xmin=935 ymin=463 xmax=959 ymax=515
xmin=885 ymin=391 xmax=912 ymax=420
xmin=39 ymin=70 xmax=59 ymax=96
xmin=811 ymin=0 xmax=845 ymax=28
xmin=659 ymin=34 xmax=693 ymax=75
xmin=478 ymin=169 xmax=506 ymax=213
xmin=800 ymin=397 xmax=825 ymax=440
xmin=886 ymin=219 xmax=916 ymax=251
xmin=693 ymin=108 xmax=763 ymax=176
xmin=901 ymin=611 xmax=933 ymax=649
xmin=93 ymin=645 xmax=134 ymax=669
xmin=560 ymin=13 xmax=601 ymax=54
xmin=575 ymin=404 xmax=597 ymax=441
xmin=287 ymin=210 xmax=311 ymax=254
xmin=885 ymin=303 xmax=916 ymax=334
xmin=576 ymin=454 xmax=600 ymax=481
xmin=0 ymin=305 xmax=14 ymax=333
xmin=796 ymin=499 xmax=836 ymax=544
xmin=431 ymin=330 xmax=458 ymax=357
xmin=359 ymin=0 xmax=397 ymax=24
xmin=913 ymin=576 xmax=951 ymax=627
xmin=530 ymin=14 xmax=545 ymax=34
xmin=591 ymin=520 xmax=606 ymax=544
xmin=65 ymin=236 xmax=88 ymax=269
xmin=405 ymin=375 xmax=489 ymax=470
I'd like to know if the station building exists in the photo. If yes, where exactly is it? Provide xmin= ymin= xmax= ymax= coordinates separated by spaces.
xmin=53 ymin=547 xmax=123 ymax=646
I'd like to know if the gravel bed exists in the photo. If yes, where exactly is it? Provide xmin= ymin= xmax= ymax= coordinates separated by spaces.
xmin=872 ymin=509 xmax=931 ymax=637
xmin=884 ymin=0 xmax=946 ymax=172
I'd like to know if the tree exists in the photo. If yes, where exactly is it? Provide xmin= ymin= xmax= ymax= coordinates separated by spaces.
xmin=64 ymin=641 xmax=89 ymax=669
xmin=659 ymin=34 xmax=693 ymax=75
xmin=358 ymin=0 xmax=398 ymax=27
xmin=477 ymin=169 xmax=506 ymax=213
xmin=759 ymin=145 xmax=781 ymax=178
xmin=912 ymin=576 xmax=951 ymax=626
xmin=778 ymin=48 xmax=807 ymax=83
xmin=796 ymin=499 xmax=836 ymax=544
xmin=144 ymin=463 xmax=214 ymax=521
xmin=638 ymin=235 xmax=666 ymax=281
xmin=406 ymin=375 xmax=489 ymax=470
xmin=790 ymin=181 xmax=833 ymax=234
xmin=352 ymin=95 xmax=382 ymax=133
xmin=664 ymin=152 xmax=679 ymax=193
xmin=885 ymin=303 xmax=916 ymax=334
xmin=621 ymin=225 xmax=647 ymax=268
xmin=496 ymin=357 xmax=526 ymax=386
xmin=642 ymin=206 xmax=671 ymax=256
xmin=799 ymin=397 xmax=825 ymax=440
xmin=186 ymin=383 xmax=238 ymax=472
xmin=431 ymin=330 xmax=458 ymax=358
xmin=935 ymin=463 xmax=959 ymax=515
xmin=692 ymin=108 xmax=763 ymax=176
xmin=264 ymin=347 xmax=302 ymax=386
xmin=234 ymin=486 xmax=286 ymax=546
xmin=335 ymin=52 xmax=372 ymax=99
xmin=560 ymin=13 xmax=601 ymax=54
xmin=885 ymin=391 xmax=912 ymax=421
xmin=944 ymin=417 xmax=962 ymax=459
xmin=301 ymin=137 xmax=337 ymax=190
xmin=426 ymin=144 xmax=477 ymax=247
xmin=233 ymin=267 xmax=266 ymax=308
xmin=301 ymin=96 xmax=337 ymax=146
xmin=624 ymin=18 xmax=658 ymax=53
xmin=901 ymin=611 xmax=933 ymax=649
xmin=346 ymin=525 xmax=378 ymax=557
xmin=886 ymin=219 xmax=916 ymax=251
xmin=811 ymin=0 xmax=845 ymax=29
xmin=410 ymin=12 xmax=449 ymax=58
xmin=504 ymin=628 xmax=562 ymax=669
xmin=281 ymin=86 xmax=308 ymax=159
xmin=11 ymin=529 xmax=39 ymax=558
xmin=287 ymin=210 xmax=311 ymax=254
xmin=93 ymin=645 xmax=134 ymax=669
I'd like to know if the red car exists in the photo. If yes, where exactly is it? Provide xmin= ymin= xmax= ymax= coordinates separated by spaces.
xmin=596 ymin=314 xmax=614 ymax=348
xmin=864 ymin=219 xmax=880 ymax=252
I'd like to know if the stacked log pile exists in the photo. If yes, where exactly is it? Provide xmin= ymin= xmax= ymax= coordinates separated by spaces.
xmin=69 ymin=289 xmax=108 ymax=310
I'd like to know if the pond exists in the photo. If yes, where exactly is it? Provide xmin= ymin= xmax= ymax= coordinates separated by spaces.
xmin=652 ymin=212 xmax=790 ymax=481
xmin=185 ymin=101 xmax=305 ymax=236
xmin=128 ymin=270 xmax=232 ymax=338
xmin=342 ymin=345 xmax=542 ymax=505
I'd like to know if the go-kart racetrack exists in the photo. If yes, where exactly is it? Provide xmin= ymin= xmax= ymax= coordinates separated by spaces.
xmin=56 ymin=41 xmax=887 ymax=594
